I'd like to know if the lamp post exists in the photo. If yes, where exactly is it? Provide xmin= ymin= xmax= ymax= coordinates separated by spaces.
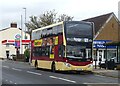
xmin=23 ymin=7 xmax=27 ymax=39
xmin=20 ymin=15 xmax=23 ymax=54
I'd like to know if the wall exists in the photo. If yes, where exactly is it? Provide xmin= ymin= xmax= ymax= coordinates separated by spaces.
xmin=95 ymin=16 xmax=119 ymax=42
xmin=0 ymin=27 xmax=30 ymax=59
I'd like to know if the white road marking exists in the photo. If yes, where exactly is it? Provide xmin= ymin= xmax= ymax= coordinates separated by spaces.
xmin=49 ymin=76 xmax=76 ymax=83
xmin=5 ymin=79 xmax=17 ymax=84
xmin=83 ymin=83 xmax=119 ymax=84
xmin=12 ymin=68 xmax=22 ymax=71
xmin=10 ymin=81 xmax=13 ymax=83
xmin=49 ymin=76 xmax=58 ymax=79
xmin=95 ymin=74 xmax=118 ymax=79
xmin=95 ymin=75 xmax=106 ymax=77
xmin=3 ymin=66 xmax=9 ymax=68
xmin=27 ymin=71 xmax=42 ymax=76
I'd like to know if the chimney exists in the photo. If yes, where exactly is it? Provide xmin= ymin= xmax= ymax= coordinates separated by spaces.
xmin=10 ymin=22 xmax=17 ymax=28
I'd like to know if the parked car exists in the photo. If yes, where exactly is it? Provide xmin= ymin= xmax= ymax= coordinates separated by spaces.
xmin=100 ymin=57 xmax=118 ymax=69
xmin=9 ymin=54 xmax=16 ymax=60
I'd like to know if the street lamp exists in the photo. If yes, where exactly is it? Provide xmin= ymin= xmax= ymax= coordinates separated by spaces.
xmin=23 ymin=7 xmax=27 ymax=39
xmin=20 ymin=15 xmax=23 ymax=54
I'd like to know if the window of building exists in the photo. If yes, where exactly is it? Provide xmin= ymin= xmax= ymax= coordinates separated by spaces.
xmin=112 ymin=23 xmax=114 ymax=28
xmin=6 ymin=44 xmax=9 ymax=47
xmin=107 ymin=50 xmax=117 ymax=60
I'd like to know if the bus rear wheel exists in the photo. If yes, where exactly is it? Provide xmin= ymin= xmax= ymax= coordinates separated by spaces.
xmin=35 ymin=60 xmax=38 ymax=69
xmin=51 ymin=63 xmax=56 ymax=72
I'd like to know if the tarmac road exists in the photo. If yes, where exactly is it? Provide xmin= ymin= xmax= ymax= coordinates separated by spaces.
xmin=1 ymin=60 xmax=119 ymax=86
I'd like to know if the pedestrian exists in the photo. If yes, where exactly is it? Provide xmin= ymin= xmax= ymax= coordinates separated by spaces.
xmin=105 ymin=60 xmax=108 ymax=69
xmin=99 ymin=58 xmax=102 ymax=69
xmin=111 ymin=59 xmax=115 ymax=70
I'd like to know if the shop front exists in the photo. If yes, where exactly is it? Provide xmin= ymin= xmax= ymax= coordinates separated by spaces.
xmin=93 ymin=40 xmax=117 ymax=65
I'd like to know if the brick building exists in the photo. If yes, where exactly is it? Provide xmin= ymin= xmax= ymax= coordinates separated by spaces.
xmin=83 ymin=12 xmax=120 ymax=65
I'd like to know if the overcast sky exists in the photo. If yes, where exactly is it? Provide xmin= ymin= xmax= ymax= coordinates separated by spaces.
xmin=0 ymin=0 xmax=120 ymax=29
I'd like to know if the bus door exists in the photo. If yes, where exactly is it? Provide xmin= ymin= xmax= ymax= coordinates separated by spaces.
xmin=49 ymin=36 xmax=59 ymax=59
xmin=50 ymin=45 xmax=55 ymax=59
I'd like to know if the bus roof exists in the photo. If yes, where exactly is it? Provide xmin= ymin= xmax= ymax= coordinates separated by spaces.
xmin=32 ymin=21 xmax=64 ymax=32
xmin=32 ymin=21 xmax=92 ymax=32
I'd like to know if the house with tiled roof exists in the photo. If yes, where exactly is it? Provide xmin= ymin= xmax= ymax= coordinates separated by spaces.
xmin=83 ymin=12 xmax=120 ymax=65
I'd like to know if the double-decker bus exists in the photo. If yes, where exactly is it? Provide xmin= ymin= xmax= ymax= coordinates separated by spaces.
xmin=31 ymin=21 xmax=94 ymax=72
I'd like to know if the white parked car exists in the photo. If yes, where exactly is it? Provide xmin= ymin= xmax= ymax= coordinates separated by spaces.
xmin=9 ymin=54 xmax=16 ymax=60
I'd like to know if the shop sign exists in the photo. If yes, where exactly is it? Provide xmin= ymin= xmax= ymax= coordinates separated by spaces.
xmin=93 ymin=40 xmax=116 ymax=48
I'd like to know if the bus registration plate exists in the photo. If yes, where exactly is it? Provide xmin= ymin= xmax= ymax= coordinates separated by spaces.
xmin=77 ymin=68 xmax=83 ymax=70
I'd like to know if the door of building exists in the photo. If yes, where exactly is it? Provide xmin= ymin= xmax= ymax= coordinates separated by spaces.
xmin=97 ymin=50 xmax=105 ymax=65
xmin=6 ymin=51 xmax=9 ymax=59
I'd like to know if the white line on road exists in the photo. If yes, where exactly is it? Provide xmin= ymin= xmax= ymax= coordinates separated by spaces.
xmin=95 ymin=75 xmax=118 ymax=79
xmin=27 ymin=71 xmax=42 ymax=76
xmin=83 ymin=83 xmax=119 ymax=84
xmin=2 ymin=66 xmax=9 ymax=68
xmin=12 ymin=68 xmax=22 ymax=71
xmin=10 ymin=81 xmax=13 ymax=83
xmin=95 ymin=75 xmax=106 ymax=77
xmin=49 ymin=76 xmax=76 ymax=83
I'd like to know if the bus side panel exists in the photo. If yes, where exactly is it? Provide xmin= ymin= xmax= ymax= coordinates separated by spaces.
xmin=56 ymin=61 xmax=93 ymax=71
xmin=32 ymin=60 xmax=35 ymax=67
xmin=37 ymin=60 xmax=52 ymax=69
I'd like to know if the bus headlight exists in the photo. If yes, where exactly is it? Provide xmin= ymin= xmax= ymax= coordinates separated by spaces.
xmin=64 ymin=63 xmax=71 ymax=67
xmin=88 ymin=64 xmax=93 ymax=68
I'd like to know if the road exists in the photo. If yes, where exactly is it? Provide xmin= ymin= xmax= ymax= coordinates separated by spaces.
xmin=1 ymin=60 xmax=119 ymax=86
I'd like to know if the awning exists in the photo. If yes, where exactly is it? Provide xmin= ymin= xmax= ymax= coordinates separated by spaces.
xmin=2 ymin=40 xmax=31 ymax=45
xmin=104 ymin=41 xmax=120 ymax=46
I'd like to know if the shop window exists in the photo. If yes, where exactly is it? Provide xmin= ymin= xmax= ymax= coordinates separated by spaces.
xmin=107 ymin=50 xmax=117 ymax=60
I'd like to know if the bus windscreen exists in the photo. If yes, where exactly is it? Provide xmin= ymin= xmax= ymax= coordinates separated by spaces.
xmin=65 ymin=21 xmax=93 ymax=61
xmin=66 ymin=22 xmax=93 ymax=39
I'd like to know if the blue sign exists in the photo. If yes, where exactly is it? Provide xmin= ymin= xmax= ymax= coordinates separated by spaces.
xmin=14 ymin=41 xmax=20 ymax=48
xmin=93 ymin=40 xmax=116 ymax=49
xmin=15 ymin=34 xmax=21 ymax=40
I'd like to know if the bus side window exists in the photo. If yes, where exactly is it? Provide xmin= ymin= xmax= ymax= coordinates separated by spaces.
xmin=38 ymin=47 xmax=42 ymax=56
xmin=59 ymin=45 xmax=65 ymax=57
xmin=45 ymin=46 xmax=49 ymax=56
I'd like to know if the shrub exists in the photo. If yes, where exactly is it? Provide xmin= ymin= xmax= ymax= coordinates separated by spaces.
xmin=24 ymin=49 xmax=30 ymax=62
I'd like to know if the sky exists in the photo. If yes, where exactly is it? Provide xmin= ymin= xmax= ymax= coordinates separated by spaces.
xmin=0 ymin=0 xmax=120 ymax=29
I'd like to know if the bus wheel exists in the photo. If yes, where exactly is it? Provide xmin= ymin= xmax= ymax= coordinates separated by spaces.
xmin=51 ymin=63 xmax=56 ymax=72
xmin=35 ymin=60 xmax=38 ymax=69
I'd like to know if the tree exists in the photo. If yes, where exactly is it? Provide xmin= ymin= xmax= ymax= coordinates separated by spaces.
xmin=25 ymin=10 xmax=57 ymax=32
xmin=25 ymin=10 xmax=74 ymax=31
xmin=39 ymin=10 xmax=57 ymax=27
xmin=57 ymin=14 xmax=74 ymax=22
xmin=25 ymin=16 xmax=41 ymax=31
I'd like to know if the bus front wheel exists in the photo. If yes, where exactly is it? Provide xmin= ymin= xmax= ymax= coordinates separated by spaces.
xmin=51 ymin=63 xmax=56 ymax=72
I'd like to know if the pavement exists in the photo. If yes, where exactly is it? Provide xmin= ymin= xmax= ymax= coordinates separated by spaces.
xmin=93 ymin=67 xmax=120 ymax=79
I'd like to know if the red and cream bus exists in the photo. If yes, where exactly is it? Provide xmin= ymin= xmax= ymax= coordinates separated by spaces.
xmin=31 ymin=21 xmax=94 ymax=72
